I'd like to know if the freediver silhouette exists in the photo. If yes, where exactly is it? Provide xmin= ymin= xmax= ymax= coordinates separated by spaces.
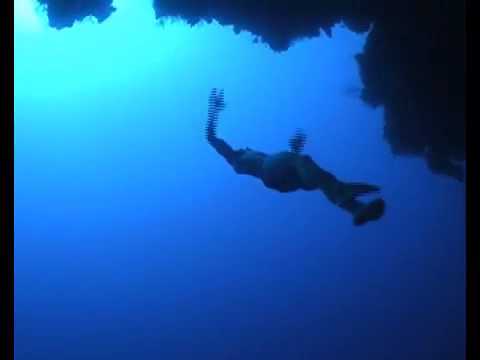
xmin=206 ymin=88 xmax=385 ymax=226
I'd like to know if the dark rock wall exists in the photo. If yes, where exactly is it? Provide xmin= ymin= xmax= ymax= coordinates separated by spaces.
xmin=36 ymin=0 xmax=466 ymax=180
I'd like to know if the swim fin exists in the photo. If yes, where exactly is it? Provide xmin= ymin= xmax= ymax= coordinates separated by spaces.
xmin=336 ymin=182 xmax=380 ymax=205
xmin=353 ymin=198 xmax=386 ymax=226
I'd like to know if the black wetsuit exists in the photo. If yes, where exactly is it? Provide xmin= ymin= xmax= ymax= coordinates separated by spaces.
xmin=205 ymin=88 xmax=385 ymax=225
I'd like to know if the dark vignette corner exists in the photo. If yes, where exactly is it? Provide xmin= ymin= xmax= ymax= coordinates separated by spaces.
xmin=1 ymin=0 xmax=14 ymax=359
xmin=465 ymin=0 xmax=478 ymax=358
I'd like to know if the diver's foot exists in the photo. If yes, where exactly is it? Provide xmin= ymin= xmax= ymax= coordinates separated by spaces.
xmin=353 ymin=198 xmax=385 ymax=226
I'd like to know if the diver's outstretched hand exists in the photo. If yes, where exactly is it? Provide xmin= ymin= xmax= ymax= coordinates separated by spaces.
xmin=205 ymin=88 xmax=237 ymax=163
xmin=288 ymin=128 xmax=307 ymax=154
xmin=206 ymin=88 xmax=226 ymax=141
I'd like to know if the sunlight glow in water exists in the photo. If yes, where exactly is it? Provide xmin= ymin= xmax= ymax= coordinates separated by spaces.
xmin=14 ymin=0 xmax=46 ymax=31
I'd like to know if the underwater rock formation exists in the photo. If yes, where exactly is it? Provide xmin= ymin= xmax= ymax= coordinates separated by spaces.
xmin=354 ymin=1 xmax=465 ymax=182
xmin=37 ymin=0 xmax=465 ymax=180
xmin=37 ymin=0 xmax=115 ymax=29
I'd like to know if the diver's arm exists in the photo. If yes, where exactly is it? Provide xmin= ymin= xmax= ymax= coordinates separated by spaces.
xmin=205 ymin=88 xmax=241 ymax=166
xmin=207 ymin=134 xmax=239 ymax=166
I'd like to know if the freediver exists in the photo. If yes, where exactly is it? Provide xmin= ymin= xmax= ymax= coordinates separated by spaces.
xmin=206 ymin=88 xmax=385 ymax=226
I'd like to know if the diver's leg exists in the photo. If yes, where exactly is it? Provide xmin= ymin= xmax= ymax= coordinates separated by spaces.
xmin=296 ymin=157 xmax=349 ymax=204
xmin=324 ymin=181 xmax=385 ymax=225
xmin=296 ymin=155 xmax=339 ymax=192
xmin=297 ymin=156 xmax=380 ymax=201
xmin=297 ymin=156 xmax=385 ymax=224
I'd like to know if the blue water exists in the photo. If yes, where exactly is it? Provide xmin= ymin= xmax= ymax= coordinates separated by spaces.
xmin=14 ymin=1 xmax=465 ymax=359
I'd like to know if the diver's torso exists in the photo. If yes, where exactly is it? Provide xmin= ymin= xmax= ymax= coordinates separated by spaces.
xmin=260 ymin=151 xmax=303 ymax=192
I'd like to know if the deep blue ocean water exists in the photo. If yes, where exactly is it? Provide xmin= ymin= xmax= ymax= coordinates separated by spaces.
xmin=14 ymin=1 xmax=465 ymax=359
